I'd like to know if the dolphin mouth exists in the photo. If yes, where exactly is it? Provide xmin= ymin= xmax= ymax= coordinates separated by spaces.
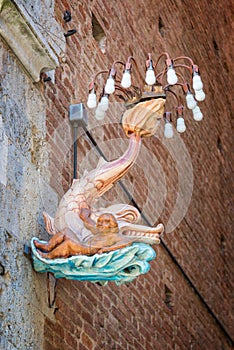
xmin=123 ymin=231 xmax=160 ymax=238
xmin=122 ymin=230 xmax=161 ymax=245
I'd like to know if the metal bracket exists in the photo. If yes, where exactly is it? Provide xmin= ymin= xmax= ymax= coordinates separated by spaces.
xmin=69 ymin=103 xmax=88 ymax=128
xmin=23 ymin=244 xmax=32 ymax=263
xmin=47 ymin=272 xmax=58 ymax=310
xmin=24 ymin=244 xmax=58 ymax=310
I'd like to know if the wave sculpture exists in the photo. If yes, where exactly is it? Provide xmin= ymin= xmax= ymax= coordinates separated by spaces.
xmin=31 ymin=98 xmax=165 ymax=284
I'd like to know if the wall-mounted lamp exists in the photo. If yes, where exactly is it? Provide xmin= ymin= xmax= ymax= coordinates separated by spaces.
xmin=87 ymin=52 xmax=205 ymax=138
xmin=30 ymin=50 xmax=204 ymax=285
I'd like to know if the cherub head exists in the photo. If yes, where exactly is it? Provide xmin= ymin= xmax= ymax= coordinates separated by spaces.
xmin=96 ymin=213 xmax=119 ymax=234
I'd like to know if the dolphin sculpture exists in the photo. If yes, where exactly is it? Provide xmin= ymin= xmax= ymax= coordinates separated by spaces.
xmin=34 ymin=98 xmax=165 ymax=259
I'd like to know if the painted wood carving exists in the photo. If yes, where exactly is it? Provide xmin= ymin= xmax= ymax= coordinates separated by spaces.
xmin=31 ymin=98 xmax=165 ymax=284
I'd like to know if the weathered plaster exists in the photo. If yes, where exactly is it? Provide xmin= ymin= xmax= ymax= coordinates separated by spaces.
xmin=0 ymin=0 xmax=63 ymax=82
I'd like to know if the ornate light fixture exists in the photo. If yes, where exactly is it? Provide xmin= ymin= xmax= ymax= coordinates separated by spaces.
xmin=30 ymin=50 xmax=205 ymax=285
xmin=87 ymin=52 xmax=205 ymax=137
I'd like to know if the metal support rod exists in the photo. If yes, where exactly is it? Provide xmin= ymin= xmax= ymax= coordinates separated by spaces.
xmin=73 ymin=126 xmax=78 ymax=179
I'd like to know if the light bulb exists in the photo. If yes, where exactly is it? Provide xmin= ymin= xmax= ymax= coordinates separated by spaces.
xmin=95 ymin=106 xmax=105 ymax=120
xmin=99 ymin=96 xmax=109 ymax=112
xmin=164 ymin=122 xmax=173 ymax=139
xmin=195 ymin=89 xmax=205 ymax=101
xmin=176 ymin=117 xmax=186 ymax=133
xmin=186 ymin=92 xmax=197 ymax=110
xmin=167 ymin=67 xmax=178 ymax=85
xmin=193 ymin=74 xmax=203 ymax=91
xmin=192 ymin=106 xmax=203 ymax=121
xmin=145 ymin=68 xmax=156 ymax=85
xmin=121 ymin=70 xmax=131 ymax=88
xmin=104 ymin=76 xmax=115 ymax=94
xmin=87 ymin=91 xmax=97 ymax=109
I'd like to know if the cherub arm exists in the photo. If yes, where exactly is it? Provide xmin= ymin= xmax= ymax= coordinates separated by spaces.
xmin=79 ymin=207 xmax=97 ymax=234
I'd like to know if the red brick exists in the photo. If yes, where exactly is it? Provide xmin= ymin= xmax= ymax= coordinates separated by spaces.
xmin=65 ymin=330 xmax=78 ymax=348
xmin=44 ymin=339 xmax=56 ymax=350
xmin=42 ymin=1 xmax=234 ymax=350
xmin=81 ymin=332 xmax=94 ymax=350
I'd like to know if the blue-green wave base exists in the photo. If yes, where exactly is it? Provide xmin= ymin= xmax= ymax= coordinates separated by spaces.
xmin=31 ymin=238 xmax=156 ymax=285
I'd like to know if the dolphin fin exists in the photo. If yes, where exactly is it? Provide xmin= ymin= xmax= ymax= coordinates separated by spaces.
xmin=43 ymin=212 xmax=56 ymax=235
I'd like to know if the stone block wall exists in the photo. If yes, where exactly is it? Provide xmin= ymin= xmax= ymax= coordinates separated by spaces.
xmin=0 ymin=39 xmax=56 ymax=349
xmin=0 ymin=0 xmax=233 ymax=349
xmin=0 ymin=0 xmax=62 ymax=349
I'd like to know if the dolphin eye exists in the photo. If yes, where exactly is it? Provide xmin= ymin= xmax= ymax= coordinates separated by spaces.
xmin=126 ymin=130 xmax=134 ymax=137
xmin=95 ymin=180 xmax=103 ymax=190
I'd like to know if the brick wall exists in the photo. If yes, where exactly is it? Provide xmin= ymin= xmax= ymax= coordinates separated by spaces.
xmin=43 ymin=0 xmax=233 ymax=349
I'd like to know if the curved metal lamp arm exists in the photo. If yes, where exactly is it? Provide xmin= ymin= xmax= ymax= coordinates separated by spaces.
xmin=173 ymin=56 xmax=195 ymax=66
xmin=89 ymin=70 xmax=109 ymax=91
xmin=154 ymin=51 xmax=171 ymax=71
